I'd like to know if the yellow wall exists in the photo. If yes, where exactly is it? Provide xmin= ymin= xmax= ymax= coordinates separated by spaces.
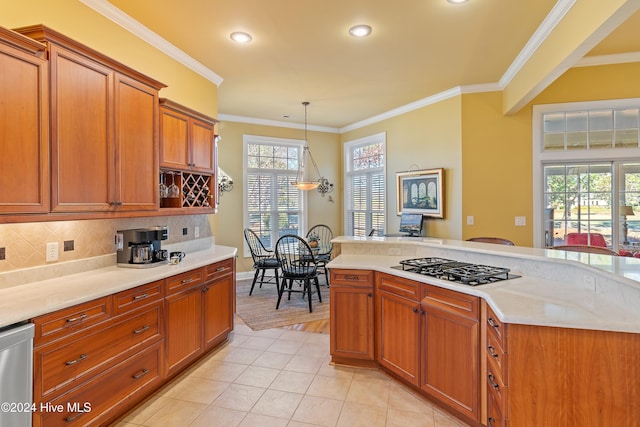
xmin=215 ymin=121 xmax=342 ymax=273
xmin=1 ymin=0 xmax=218 ymax=116
xmin=342 ymin=96 xmax=463 ymax=240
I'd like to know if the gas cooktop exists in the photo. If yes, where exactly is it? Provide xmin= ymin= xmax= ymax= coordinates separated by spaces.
xmin=392 ymin=257 xmax=520 ymax=286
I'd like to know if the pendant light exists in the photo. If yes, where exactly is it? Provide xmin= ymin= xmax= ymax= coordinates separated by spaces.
xmin=292 ymin=102 xmax=322 ymax=191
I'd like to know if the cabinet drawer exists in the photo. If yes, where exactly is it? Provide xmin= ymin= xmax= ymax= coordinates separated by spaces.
xmin=376 ymin=273 xmax=419 ymax=299
xmin=487 ymin=362 xmax=508 ymax=414
xmin=35 ymin=305 xmax=162 ymax=399
xmin=205 ymin=258 xmax=234 ymax=282
xmin=487 ymin=385 xmax=508 ymax=427
xmin=35 ymin=341 xmax=163 ymax=427
xmin=33 ymin=297 xmax=112 ymax=345
xmin=486 ymin=304 xmax=507 ymax=350
xmin=113 ymin=280 xmax=164 ymax=315
xmin=330 ymin=269 xmax=373 ymax=287
xmin=422 ymin=285 xmax=479 ymax=320
xmin=487 ymin=327 xmax=508 ymax=382
xmin=166 ymin=268 xmax=204 ymax=294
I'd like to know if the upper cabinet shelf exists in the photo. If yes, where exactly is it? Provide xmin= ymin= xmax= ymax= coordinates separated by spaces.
xmin=159 ymin=98 xmax=219 ymax=174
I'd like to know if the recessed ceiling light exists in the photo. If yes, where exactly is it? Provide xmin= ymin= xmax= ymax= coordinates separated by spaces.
xmin=348 ymin=25 xmax=372 ymax=37
xmin=447 ymin=0 xmax=469 ymax=3
xmin=230 ymin=32 xmax=252 ymax=43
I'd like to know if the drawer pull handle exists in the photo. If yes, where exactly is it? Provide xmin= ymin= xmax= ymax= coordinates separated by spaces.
xmin=133 ymin=293 xmax=148 ymax=300
xmin=65 ymin=411 xmax=86 ymax=422
xmin=66 ymin=313 xmax=87 ymax=323
xmin=181 ymin=278 xmax=194 ymax=284
xmin=344 ymin=275 xmax=360 ymax=281
xmin=488 ymin=417 xmax=496 ymax=427
xmin=215 ymin=267 xmax=228 ymax=272
xmin=65 ymin=354 xmax=88 ymax=366
xmin=488 ymin=373 xmax=500 ymax=390
xmin=487 ymin=345 xmax=499 ymax=358
xmin=487 ymin=317 xmax=499 ymax=329
xmin=202 ymin=286 xmax=210 ymax=292
xmin=133 ymin=325 xmax=150 ymax=334
xmin=133 ymin=368 xmax=150 ymax=379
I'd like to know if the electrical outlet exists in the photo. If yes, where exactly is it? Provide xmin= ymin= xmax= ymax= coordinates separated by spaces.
xmin=515 ymin=216 xmax=526 ymax=226
xmin=115 ymin=233 xmax=124 ymax=251
xmin=46 ymin=242 xmax=59 ymax=262
xmin=182 ymin=227 xmax=188 ymax=236
xmin=0 ymin=247 xmax=5 ymax=260
xmin=467 ymin=216 xmax=474 ymax=225
xmin=194 ymin=226 xmax=200 ymax=238
xmin=64 ymin=240 xmax=74 ymax=251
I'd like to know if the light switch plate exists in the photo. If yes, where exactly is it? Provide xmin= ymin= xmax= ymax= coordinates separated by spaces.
xmin=467 ymin=216 xmax=474 ymax=225
xmin=515 ymin=216 xmax=526 ymax=226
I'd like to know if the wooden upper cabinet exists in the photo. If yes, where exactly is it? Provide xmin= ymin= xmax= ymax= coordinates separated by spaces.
xmin=0 ymin=27 xmax=49 ymax=214
xmin=14 ymin=25 xmax=165 ymax=213
xmin=160 ymin=98 xmax=218 ymax=173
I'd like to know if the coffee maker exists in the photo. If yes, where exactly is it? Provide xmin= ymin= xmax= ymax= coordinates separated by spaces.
xmin=116 ymin=226 xmax=169 ymax=268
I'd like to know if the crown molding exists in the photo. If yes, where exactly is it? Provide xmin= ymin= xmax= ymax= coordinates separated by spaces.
xmin=219 ymin=114 xmax=340 ymax=134
xmin=575 ymin=52 xmax=640 ymax=67
xmin=79 ymin=0 xmax=223 ymax=86
xmin=498 ymin=0 xmax=576 ymax=89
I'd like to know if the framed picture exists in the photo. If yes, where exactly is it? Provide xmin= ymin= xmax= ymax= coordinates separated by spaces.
xmin=396 ymin=168 xmax=444 ymax=218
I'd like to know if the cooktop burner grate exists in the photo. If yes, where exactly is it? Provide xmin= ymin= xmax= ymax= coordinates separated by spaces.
xmin=394 ymin=257 xmax=519 ymax=286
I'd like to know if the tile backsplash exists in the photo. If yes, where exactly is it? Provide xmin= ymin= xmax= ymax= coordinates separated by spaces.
xmin=0 ymin=215 xmax=213 ymax=273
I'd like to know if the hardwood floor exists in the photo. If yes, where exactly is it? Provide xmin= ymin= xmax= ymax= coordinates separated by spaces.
xmin=280 ymin=317 xmax=330 ymax=334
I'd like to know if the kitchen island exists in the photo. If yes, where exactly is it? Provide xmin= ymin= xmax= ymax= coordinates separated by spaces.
xmin=327 ymin=236 xmax=640 ymax=427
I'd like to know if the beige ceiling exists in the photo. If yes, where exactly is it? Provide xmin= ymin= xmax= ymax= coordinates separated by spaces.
xmin=108 ymin=0 xmax=640 ymax=129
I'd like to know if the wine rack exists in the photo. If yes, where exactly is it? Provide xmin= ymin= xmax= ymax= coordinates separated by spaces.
xmin=160 ymin=170 xmax=214 ymax=209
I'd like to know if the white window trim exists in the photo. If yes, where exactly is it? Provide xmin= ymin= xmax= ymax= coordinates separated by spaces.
xmin=343 ymin=132 xmax=387 ymax=236
xmin=242 ymin=134 xmax=307 ymax=257
xmin=532 ymin=98 xmax=640 ymax=247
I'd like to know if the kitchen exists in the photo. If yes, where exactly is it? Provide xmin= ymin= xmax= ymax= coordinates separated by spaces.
xmin=2 ymin=0 xmax=640 ymax=426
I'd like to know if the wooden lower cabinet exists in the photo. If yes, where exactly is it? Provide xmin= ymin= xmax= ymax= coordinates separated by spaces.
xmin=32 ymin=259 xmax=235 ymax=426
xmin=421 ymin=285 xmax=479 ymax=422
xmin=329 ymin=269 xmax=375 ymax=364
xmin=375 ymin=274 xmax=421 ymax=386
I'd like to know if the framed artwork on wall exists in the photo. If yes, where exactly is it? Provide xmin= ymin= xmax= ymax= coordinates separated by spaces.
xmin=396 ymin=168 xmax=444 ymax=218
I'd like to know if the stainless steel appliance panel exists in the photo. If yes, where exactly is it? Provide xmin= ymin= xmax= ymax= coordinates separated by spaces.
xmin=0 ymin=322 xmax=34 ymax=427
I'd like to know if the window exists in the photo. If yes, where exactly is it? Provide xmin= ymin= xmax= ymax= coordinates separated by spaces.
xmin=344 ymin=133 xmax=386 ymax=237
xmin=533 ymin=99 xmax=640 ymax=251
xmin=243 ymin=135 xmax=305 ymax=252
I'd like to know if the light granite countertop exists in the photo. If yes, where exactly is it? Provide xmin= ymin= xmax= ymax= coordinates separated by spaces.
xmin=0 ymin=240 xmax=237 ymax=329
xmin=329 ymin=236 xmax=640 ymax=334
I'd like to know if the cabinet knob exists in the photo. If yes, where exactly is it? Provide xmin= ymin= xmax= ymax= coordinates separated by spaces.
xmin=412 ymin=306 xmax=418 ymax=313
xmin=367 ymin=292 xmax=373 ymax=298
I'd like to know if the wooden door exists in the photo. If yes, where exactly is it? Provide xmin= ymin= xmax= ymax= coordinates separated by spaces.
xmin=376 ymin=290 xmax=420 ymax=386
xmin=189 ymin=118 xmax=215 ymax=172
xmin=115 ymin=73 xmax=158 ymax=210
xmin=0 ymin=35 xmax=49 ymax=214
xmin=159 ymin=106 xmax=189 ymax=169
xmin=421 ymin=292 xmax=479 ymax=421
xmin=165 ymin=287 xmax=202 ymax=377
xmin=202 ymin=274 xmax=234 ymax=350
xmin=49 ymin=44 xmax=115 ymax=212
xmin=330 ymin=284 xmax=374 ymax=361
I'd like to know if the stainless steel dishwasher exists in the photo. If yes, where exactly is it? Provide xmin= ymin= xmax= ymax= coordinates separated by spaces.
xmin=0 ymin=322 xmax=34 ymax=427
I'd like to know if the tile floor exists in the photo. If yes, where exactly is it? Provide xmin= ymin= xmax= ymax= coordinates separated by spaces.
xmin=114 ymin=317 xmax=470 ymax=427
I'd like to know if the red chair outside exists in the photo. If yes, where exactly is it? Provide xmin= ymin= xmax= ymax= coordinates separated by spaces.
xmin=565 ymin=233 xmax=607 ymax=247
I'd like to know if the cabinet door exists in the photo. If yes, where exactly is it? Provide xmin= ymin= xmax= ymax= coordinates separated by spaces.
xmin=376 ymin=290 xmax=420 ymax=386
xmin=189 ymin=117 xmax=215 ymax=172
xmin=202 ymin=273 xmax=234 ymax=350
xmin=165 ymin=286 xmax=202 ymax=377
xmin=0 ymin=39 xmax=49 ymax=214
xmin=159 ymin=106 xmax=189 ymax=170
xmin=421 ymin=302 xmax=479 ymax=421
xmin=114 ymin=73 xmax=158 ymax=210
xmin=330 ymin=285 xmax=374 ymax=361
xmin=49 ymin=44 xmax=115 ymax=212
